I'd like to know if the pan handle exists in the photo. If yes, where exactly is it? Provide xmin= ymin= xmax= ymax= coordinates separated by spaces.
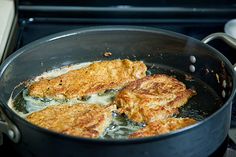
xmin=202 ymin=32 xmax=236 ymax=75
xmin=202 ymin=32 xmax=236 ymax=72
xmin=202 ymin=33 xmax=236 ymax=49
xmin=0 ymin=107 xmax=20 ymax=145
xmin=202 ymin=32 xmax=236 ymax=49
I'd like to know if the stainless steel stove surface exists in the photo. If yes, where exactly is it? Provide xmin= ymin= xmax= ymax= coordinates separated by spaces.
xmin=1 ymin=1 xmax=236 ymax=156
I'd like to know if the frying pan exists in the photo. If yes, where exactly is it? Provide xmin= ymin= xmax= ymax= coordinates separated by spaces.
xmin=0 ymin=26 xmax=235 ymax=157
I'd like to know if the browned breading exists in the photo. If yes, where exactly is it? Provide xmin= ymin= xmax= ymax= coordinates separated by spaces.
xmin=26 ymin=104 xmax=116 ymax=138
xmin=28 ymin=59 xmax=147 ymax=99
xmin=115 ymin=74 xmax=196 ymax=123
xmin=129 ymin=117 xmax=196 ymax=138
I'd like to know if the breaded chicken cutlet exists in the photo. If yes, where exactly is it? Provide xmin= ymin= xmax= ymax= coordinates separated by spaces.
xmin=26 ymin=104 xmax=116 ymax=138
xmin=115 ymin=74 xmax=196 ymax=123
xmin=28 ymin=59 xmax=147 ymax=100
xmin=129 ymin=117 xmax=196 ymax=138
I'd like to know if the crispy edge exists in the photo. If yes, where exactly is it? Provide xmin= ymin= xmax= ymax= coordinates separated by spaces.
xmin=129 ymin=118 xmax=197 ymax=138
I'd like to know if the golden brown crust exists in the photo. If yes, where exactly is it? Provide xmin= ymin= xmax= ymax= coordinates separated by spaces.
xmin=28 ymin=59 xmax=147 ymax=99
xmin=129 ymin=118 xmax=196 ymax=138
xmin=115 ymin=74 xmax=196 ymax=123
xmin=26 ymin=104 xmax=116 ymax=138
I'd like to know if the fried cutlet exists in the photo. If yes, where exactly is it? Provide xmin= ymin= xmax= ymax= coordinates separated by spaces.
xmin=115 ymin=74 xmax=196 ymax=123
xmin=28 ymin=59 xmax=147 ymax=100
xmin=26 ymin=104 xmax=116 ymax=138
xmin=129 ymin=117 xmax=196 ymax=138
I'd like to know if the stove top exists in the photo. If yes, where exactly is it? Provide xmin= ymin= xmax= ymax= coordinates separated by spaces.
xmin=0 ymin=1 xmax=236 ymax=156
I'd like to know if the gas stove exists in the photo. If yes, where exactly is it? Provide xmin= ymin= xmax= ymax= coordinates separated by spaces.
xmin=0 ymin=0 xmax=236 ymax=156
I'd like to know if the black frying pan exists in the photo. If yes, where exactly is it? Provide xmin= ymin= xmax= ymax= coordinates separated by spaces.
xmin=0 ymin=26 xmax=235 ymax=157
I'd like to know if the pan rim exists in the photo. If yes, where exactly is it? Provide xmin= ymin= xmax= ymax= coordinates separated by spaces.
xmin=0 ymin=25 xmax=235 ymax=144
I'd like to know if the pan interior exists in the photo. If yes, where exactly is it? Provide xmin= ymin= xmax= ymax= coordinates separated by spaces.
xmin=11 ymin=61 xmax=223 ymax=139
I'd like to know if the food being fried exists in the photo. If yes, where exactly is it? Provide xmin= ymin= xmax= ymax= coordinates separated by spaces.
xmin=115 ymin=74 xmax=196 ymax=123
xmin=28 ymin=59 xmax=147 ymax=100
xmin=129 ymin=117 xmax=196 ymax=138
xmin=26 ymin=104 xmax=116 ymax=138
xmin=19 ymin=60 xmax=199 ymax=139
